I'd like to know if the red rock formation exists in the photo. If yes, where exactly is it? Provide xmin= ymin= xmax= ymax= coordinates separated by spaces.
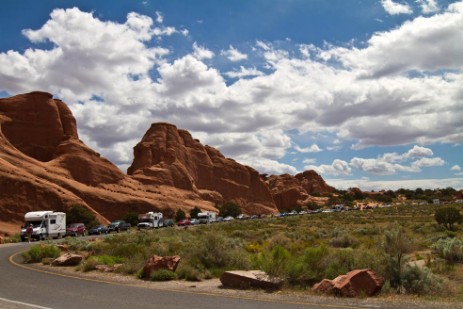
xmin=266 ymin=170 xmax=335 ymax=211
xmin=0 ymin=92 xmax=218 ymax=235
xmin=0 ymin=91 xmax=282 ymax=235
xmin=313 ymin=269 xmax=384 ymax=297
xmin=128 ymin=123 xmax=277 ymax=214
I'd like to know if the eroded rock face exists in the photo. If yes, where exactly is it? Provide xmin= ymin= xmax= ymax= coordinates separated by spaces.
xmin=0 ymin=91 xmax=78 ymax=162
xmin=266 ymin=170 xmax=334 ymax=211
xmin=312 ymin=269 xmax=384 ymax=297
xmin=128 ymin=123 xmax=277 ymax=214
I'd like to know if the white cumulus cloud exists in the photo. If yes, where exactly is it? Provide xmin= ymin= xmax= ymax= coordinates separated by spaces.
xmin=221 ymin=45 xmax=248 ymax=62
xmin=381 ymin=0 xmax=413 ymax=15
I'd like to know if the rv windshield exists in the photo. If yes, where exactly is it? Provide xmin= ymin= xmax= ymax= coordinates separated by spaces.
xmin=25 ymin=221 xmax=42 ymax=228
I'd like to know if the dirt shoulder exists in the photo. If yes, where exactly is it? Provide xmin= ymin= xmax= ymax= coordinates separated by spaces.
xmin=27 ymin=262 xmax=462 ymax=309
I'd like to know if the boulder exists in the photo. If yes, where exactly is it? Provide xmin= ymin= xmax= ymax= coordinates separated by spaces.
xmin=313 ymin=269 xmax=384 ymax=297
xmin=51 ymin=252 xmax=83 ymax=266
xmin=220 ymin=270 xmax=283 ymax=290
xmin=142 ymin=255 xmax=181 ymax=279
xmin=0 ymin=235 xmax=4 ymax=244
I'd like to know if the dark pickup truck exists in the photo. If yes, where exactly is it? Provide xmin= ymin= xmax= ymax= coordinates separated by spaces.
xmin=108 ymin=220 xmax=131 ymax=233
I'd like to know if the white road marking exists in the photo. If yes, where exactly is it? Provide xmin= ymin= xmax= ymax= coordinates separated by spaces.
xmin=0 ymin=297 xmax=53 ymax=309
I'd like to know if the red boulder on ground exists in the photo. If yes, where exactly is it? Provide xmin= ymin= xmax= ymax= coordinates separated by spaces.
xmin=313 ymin=269 xmax=384 ymax=297
xmin=142 ymin=255 xmax=181 ymax=279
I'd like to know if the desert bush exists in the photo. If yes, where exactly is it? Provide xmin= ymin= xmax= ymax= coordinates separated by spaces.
xmin=434 ymin=207 xmax=462 ymax=231
xmin=151 ymin=269 xmax=176 ymax=281
xmin=82 ymin=257 xmax=98 ymax=272
xmin=176 ymin=263 xmax=206 ymax=281
xmin=330 ymin=234 xmax=358 ymax=248
xmin=22 ymin=243 xmax=60 ymax=263
xmin=286 ymin=245 xmax=331 ymax=286
xmin=218 ymin=201 xmax=242 ymax=218
xmin=382 ymin=226 xmax=414 ymax=291
xmin=431 ymin=238 xmax=463 ymax=263
xmin=401 ymin=265 xmax=442 ymax=295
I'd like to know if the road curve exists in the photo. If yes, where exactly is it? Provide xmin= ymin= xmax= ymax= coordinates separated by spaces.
xmin=0 ymin=243 xmax=370 ymax=309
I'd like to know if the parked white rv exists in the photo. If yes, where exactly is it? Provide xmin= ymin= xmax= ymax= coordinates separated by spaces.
xmin=197 ymin=211 xmax=217 ymax=224
xmin=137 ymin=212 xmax=164 ymax=229
xmin=20 ymin=211 xmax=66 ymax=241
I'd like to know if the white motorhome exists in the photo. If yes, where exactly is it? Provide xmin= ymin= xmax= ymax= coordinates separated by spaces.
xmin=137 ymin=212 xmax=163 ymax=229
xmin=20 ymin=211 xmax=66 ymax=241
xmin=197 ymin=211 xmax=217 ymax=224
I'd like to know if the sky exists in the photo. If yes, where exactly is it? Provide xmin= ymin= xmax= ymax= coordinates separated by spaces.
xmin=0 ymin=0 xmax=462 ymax=191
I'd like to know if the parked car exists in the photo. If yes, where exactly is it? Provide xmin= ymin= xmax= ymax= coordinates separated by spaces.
xmin=190 ymin=219 xmax=199 ymax=225
xmin=108 ymin=220 xmax=131 ymax=233
xmin=177 ymin=219 xmax=191 ymax=226
xmin=223 ymin=216 xmax=234 ymax=222
xmin=88 ymin=225 xmax=109 ymax=235
xmin=66 ymin=223 xmax=86 ymax=237
xmin=163 ymin=219 xmax=175 ymax=227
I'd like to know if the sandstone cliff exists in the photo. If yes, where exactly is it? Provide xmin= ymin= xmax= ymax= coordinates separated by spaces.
xmin=0 ymin=92 xmax=218 ymax=235
xmin=127 ymin=123 xmax=276 ymax=214
xmin=0 ymin=92 xmax=280 ymax=236
xmin=266 ymin=170 xmax=335 ymax=211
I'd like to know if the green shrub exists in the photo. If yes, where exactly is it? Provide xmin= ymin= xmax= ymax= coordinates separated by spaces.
xmin=175 ymin=209 xmax=186 ymax=222
xmin=330 ymin=235 xmax=358 ymax=248
xmin=66 ymin=205 xmax=99 ymax=228
xmin=401 ymin=265 xmax=442 ymax=295
xmin=434 ymin=207 xmax=462 ymax=231
xmin=431 ymin=238 xmax=463 ymax=263
xmin=151 ymin=269 xmax=176 ymax=281
xmin=286 ymin=245 xmax=331 ymax=286
xmin=22 ymin=244 xmax=60 ymax=263
xmin=176 ymin=263 xmax=205 ymax=281
xmin=82 ymin=257 xmax=98 ymax=272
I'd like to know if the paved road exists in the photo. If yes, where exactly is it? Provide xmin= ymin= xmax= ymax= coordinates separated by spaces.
xmin=1 ymin=242 xmax=375 ymax=309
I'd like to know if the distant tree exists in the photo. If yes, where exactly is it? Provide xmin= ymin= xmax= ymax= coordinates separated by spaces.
xmin=218 ymin=201 xmax=242 ymax=218
xmin=175 ymin=209 xmax=186 ymax=222
xmin=190 ymin=206 xmax=201 ymax=219
xmin=66 ymin=205 xmax=98 ymax=227
xmin=435 ymin=207 xmax=462 ymax=231
xmin=123 ymin=212 xmax=139 ymax=226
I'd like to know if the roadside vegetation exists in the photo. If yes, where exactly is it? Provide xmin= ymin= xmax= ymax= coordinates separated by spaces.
xmin=20 ymin=202 xmax=463 ymax=302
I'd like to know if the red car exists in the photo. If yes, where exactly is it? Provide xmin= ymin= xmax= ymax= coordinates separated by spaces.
xmin=177 ymin=219 xmax=191 ymax=226
xmin=66 ymin=223 xmax=86 ymax=237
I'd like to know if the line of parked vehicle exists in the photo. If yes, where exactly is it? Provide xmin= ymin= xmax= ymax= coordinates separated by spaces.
xmin=21 ymin=204 xmax=376 ymax=241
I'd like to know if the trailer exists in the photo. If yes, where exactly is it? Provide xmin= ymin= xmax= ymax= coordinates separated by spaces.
xmin=20 ymin=211 xmax=66 ymax=241
xmin=137 ymin=212 xmax=164 ymax=229
xmin=197 ymin=211 xmax=217 ymax=224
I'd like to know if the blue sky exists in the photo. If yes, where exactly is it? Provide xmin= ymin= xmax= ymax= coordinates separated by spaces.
xmin=1 ymin=0 xmax=462 ymax=191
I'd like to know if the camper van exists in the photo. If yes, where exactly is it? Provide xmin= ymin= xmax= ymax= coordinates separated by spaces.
xmin=20 ymin=211 xmax=66 ymax=241
xmin=197 ymin=211 xmax=217 ymax=224
xmin=137 ymin=212 xmax=164 ymax=229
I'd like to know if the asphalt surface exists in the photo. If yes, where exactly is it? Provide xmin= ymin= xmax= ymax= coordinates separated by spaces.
xmin=0 ymin=242 xmax=372 ymax=309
